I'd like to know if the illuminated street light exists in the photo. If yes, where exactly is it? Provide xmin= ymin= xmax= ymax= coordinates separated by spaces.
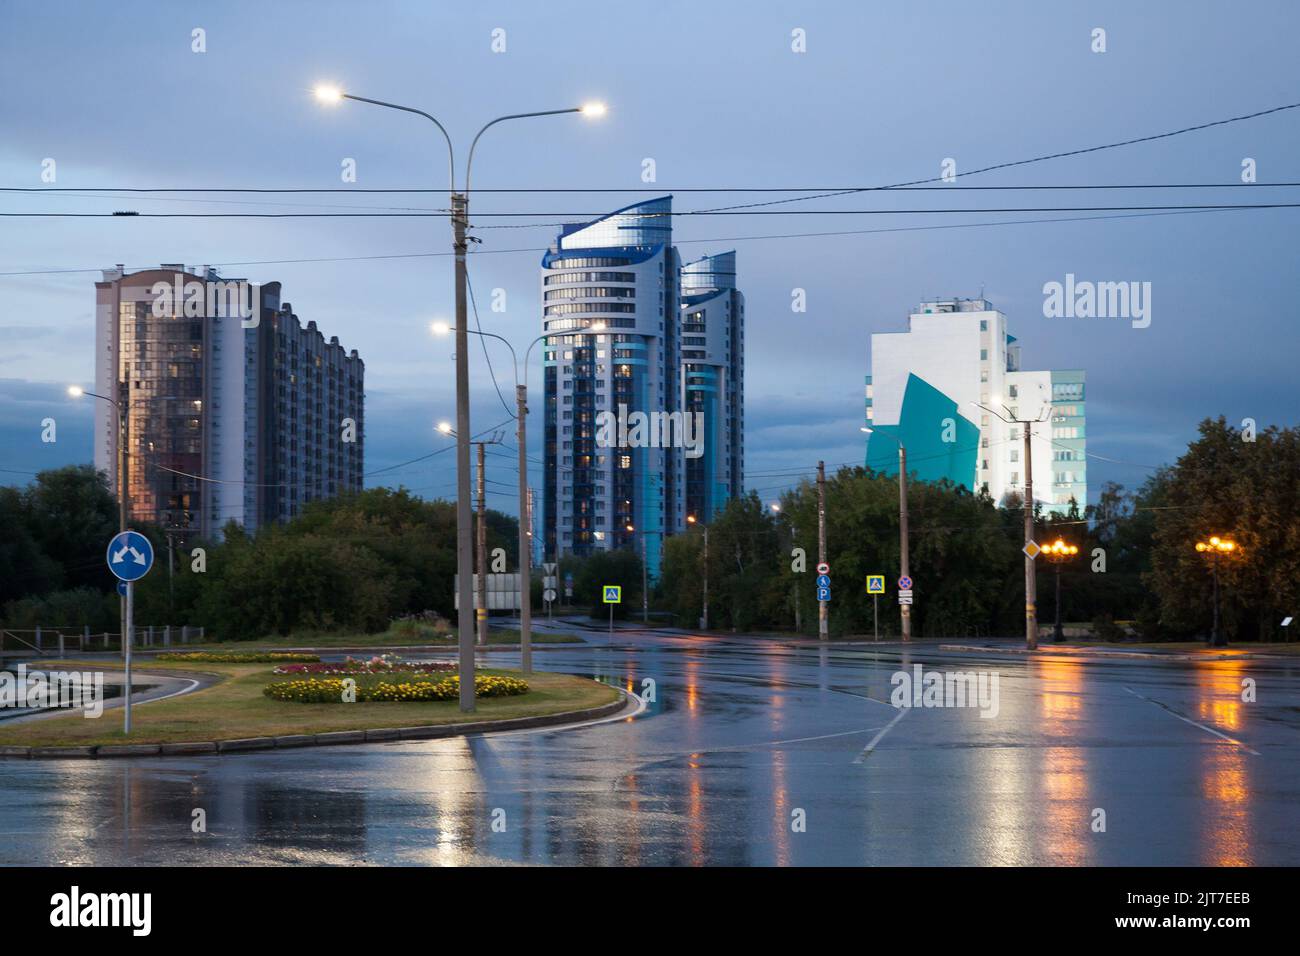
xmin=314 ymin=82 xmax=607 ymax=709
xmin=1043 ymin=538 xmax=1080 ymax=643
xmin=581 ymin=101 xmax=608 ymax=118
xmin=1195 ymin=535 xmax=1239 ymax=647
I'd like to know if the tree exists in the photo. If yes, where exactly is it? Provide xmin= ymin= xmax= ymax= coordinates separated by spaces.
xmin=1145 ymin=418 xmax=1300 ymax=641
xmin=574 ymin=548 xmax=643 ymax=618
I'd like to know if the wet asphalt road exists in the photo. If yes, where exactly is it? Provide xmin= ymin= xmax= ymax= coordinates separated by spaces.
xmin=1 ymin=625 xmax=1298 ymax=866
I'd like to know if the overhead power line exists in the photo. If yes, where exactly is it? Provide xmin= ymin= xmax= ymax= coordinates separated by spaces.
xmin=4 ymin=181 xmax=1299 ymax=194
xmin=689 ymin=97 xmax=1300 ymax=214
xmin=6 ymin=202 xmax=1300 ymax=218
xmin=0 ymin=205 xmax=1267 ymax=279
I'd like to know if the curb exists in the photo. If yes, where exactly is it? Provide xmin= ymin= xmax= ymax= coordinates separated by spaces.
xmin=0 ymin=689 xmax=633 ymax=760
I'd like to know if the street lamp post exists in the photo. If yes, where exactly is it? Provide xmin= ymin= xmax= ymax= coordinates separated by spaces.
xmin=69 ymin=384 xmax=132 ymax=730
xmin=1044 ymin=539 xmax=1079 ymax=643
xmin=862 ymin=427 xmax=911 ymax=641
xmin=1195 ymin=536 xmax=1238 ymax=647
xmin=971 ymin=399 xmax=1052 ymax=650
xmin=432 ymin=323 xmax=561 ymax=674
xmin=687 ymin=514 xmax=709 ymax=630
xmin=316 ymin=86 xmax=605 ymax=707
xmin=625 ymin=524 xmax=665 ymax=624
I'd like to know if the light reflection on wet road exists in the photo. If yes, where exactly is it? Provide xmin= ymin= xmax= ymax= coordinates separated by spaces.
xmin=1 ymin=628 xmax=1297 ymax=866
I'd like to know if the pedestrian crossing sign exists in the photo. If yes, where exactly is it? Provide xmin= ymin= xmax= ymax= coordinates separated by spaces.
xmin=603 ymin=585 xmax=622 ymax=604
xmin=866 ymin=575 xmax=885 ymax=594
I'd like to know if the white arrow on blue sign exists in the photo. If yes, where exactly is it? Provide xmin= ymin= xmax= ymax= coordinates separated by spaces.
xmin=816 ymin=574 xmax=831 ymax=588
xmin=106 ymin=530 xmax=154 ymax=582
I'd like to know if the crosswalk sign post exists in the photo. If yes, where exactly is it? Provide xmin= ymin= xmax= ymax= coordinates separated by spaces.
xmin=603 ymin=585 xmax=621 ymax=639
xmin=866 ymin=574 xmax=885 ymax=642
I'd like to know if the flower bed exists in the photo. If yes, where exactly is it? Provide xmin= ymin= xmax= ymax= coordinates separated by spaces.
xmin=271 ymin=654 xmax=455 ymax=676
xmin=165 ymin=652 xmax=322 ymax=664
xmin=263 ymin=673 xmax=528 ymax=703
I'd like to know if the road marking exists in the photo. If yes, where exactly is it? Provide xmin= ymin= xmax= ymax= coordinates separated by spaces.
xmin=853 ymin=707 xmax=908 ymax=764
xmin=700 ymin=726 xmax=885 ymax=753
xmin=1123 ymin=686 xmax=1261 ymax=756
xmin=479 ymin=687 xmax=647 ymax=740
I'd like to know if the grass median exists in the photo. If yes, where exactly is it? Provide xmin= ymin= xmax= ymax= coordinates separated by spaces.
xmin=0 ymin=659 xmax=621 ymax=750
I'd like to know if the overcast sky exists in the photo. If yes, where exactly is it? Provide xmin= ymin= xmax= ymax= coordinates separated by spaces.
xmin=3 ymin=0 xmax=1298 ymax=514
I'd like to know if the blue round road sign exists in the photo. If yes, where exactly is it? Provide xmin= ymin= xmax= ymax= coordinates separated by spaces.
xmin=106 ymin=530 xmax=154 ymax=582
xmin=898 ymin=575 xmax=913 ymax=590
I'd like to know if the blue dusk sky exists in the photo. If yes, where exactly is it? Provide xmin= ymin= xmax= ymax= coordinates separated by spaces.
xmin=2 ymin=0 xmax=1298 ymax=514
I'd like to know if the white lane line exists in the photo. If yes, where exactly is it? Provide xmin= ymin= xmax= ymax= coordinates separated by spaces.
xmin=1123 ymin=686 xmax=1261 ymax=756
xmin=479 ymin=687 xmax=647 ymax=740
xmin=852 ymin=707 xmax=908 ymax=764
xmin=699 ymin=726 xmax=885 ymax=753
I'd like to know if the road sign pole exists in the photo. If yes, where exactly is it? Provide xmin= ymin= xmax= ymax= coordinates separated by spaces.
xmin=1023 ymin=424 xmax=1038 ymax=650
xmin=874 ymin=594 xmax=878 ymax=642
xmin=124 ymin=580 xmax=133 ymax=735
xmin=816 ymin=460 xmax=828 ymax=640
xmin=898 ymin=444 xmax=912 ymax=643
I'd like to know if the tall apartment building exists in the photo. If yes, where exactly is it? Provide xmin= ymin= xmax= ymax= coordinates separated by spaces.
xmin=865 ymin=297 xmax=1085 ymax=514
xmin=680 ymin=251 xmax=744 ymax=522
xmin=541 ymin=197 xmax=744 ymax=577
xmin=93 ymin=265 xmax=365 ymax=540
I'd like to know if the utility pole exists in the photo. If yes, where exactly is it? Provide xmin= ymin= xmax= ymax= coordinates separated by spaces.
xmin=474 ymin=439 xmax=489 ymax=646
xmin=1023 ymin=423 xmax=1038 ymax=650
xmin=817 ymin=460 xmax=828 ymax=640
xmin=898 ymin=444 xmax=911 ymax=642
xmin=453 ymin=192 xmax=476 ymax=710
xmin=516 ymin=384 xmax=532 ymax=673
xmin=791 ymin=523 xmax=800 ymax=633
xmin=641 ymin=535 xmax=649 ymax=624
xmin=701 ymin=525 xmax=709 ymax=630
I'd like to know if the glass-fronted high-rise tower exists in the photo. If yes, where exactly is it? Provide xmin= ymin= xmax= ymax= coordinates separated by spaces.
xmin=542 ymin=198 xmax=745 ymax=578
xmin=541 ymin=197 xmax=679 ymax=577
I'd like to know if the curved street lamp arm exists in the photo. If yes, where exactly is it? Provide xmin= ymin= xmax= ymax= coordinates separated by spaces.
xmin=465 ymin=108 xmax=581 ymax=196
xmin=341 ymin=94 xmax=455 ymax=194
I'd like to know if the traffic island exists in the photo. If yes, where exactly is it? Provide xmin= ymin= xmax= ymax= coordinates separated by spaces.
xmin=0 ymin=659 xmax=628 ymax=758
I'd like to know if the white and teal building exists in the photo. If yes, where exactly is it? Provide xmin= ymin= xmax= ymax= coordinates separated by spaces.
xmin=865 ymin=297 xmax=1086 ymax=514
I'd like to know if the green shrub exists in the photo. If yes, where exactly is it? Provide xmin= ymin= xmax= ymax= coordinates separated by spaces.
xmin=164 ymin=652 xmax=321 ymax=664
xmin=263 ymin=673 xmax=528 ymax=703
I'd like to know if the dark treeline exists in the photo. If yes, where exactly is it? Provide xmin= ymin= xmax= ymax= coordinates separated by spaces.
xmin=2 ymin=418 xmax=1295 ymax=642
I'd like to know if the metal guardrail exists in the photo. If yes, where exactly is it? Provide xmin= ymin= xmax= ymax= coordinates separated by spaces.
xmin=0 ymin=625 xmax=204 ymax=656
